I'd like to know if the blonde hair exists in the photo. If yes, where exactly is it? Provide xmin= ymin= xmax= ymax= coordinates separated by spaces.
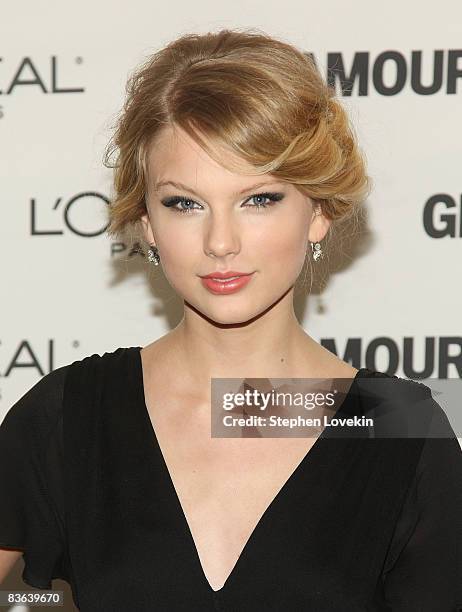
xmin=103 ymin=27 xmax=371 ymax=283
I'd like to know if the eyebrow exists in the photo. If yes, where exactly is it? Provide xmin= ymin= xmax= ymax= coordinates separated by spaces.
xmin=154 ymin=180 xmax=283 ymax=198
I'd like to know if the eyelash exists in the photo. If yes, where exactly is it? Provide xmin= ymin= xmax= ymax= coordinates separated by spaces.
xmin=160 ymin=192 xmax=285 ymax=215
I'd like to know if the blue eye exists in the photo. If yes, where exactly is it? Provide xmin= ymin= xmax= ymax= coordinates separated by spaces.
xmin=161 ymin=192 xmax=285 ymax=214
xmin=161 ymin=197 xmax=198 ymax=214
xmin=247 ymin=193 xmax=282 ymax=209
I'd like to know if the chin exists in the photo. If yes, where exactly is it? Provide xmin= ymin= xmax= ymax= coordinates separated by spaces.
xmin=200 ymin=299 xmax=278 ymax=327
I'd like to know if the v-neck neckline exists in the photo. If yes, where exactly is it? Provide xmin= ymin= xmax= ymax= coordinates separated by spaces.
xmin=132 ymin=345 xmax=371 ymax=595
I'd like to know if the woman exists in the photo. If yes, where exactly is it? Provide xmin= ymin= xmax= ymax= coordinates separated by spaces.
xmin=1 ymin=28 xmax=461 ymax=611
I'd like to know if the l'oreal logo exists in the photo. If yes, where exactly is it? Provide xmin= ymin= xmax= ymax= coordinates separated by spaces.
xmin=0 ymin=55 xmax=85 ymax=95
xmin=0 ymin=339 xmax=57 ymax=378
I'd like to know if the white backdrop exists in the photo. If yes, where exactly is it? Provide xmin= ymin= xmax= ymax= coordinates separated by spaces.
xmin=1 ymin=1 xmax=461 ymax=609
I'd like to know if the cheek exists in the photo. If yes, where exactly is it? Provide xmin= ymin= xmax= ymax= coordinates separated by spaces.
xmin=155 ymin=223 xmax=197 ymax=264
xmin=153 ymin=225 xmax=209 ymax=295
xmin=256 ymin=216 xmax=308 ymax=266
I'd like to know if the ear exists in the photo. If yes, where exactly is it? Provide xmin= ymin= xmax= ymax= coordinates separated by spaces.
xmin=140 ymin=212 xmax=156 ymax=247
xmin=307 ymin=204 xmax=331 ymax=243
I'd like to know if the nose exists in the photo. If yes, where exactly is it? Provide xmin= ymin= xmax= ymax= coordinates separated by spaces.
xmin=203 ymin=209 xmax=241 ymax=259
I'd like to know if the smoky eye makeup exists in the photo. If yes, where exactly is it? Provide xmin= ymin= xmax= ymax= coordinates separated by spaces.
xmin=160 ymin=191 xmax=286 ymax=215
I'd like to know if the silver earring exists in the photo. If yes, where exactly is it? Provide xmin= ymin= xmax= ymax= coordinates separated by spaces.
xmin=310 ymin=241 xmax=323 ymax=261
xmin=147 ymin=245 xmax=160 ymax=265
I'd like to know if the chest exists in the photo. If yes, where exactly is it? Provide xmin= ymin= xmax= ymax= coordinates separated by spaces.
xmin=147 ymin=394 xmax=320 ymax=591
xmin=67 ymin=387 xmax=423 ymax=610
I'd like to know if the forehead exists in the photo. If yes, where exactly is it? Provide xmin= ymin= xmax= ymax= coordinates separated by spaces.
xmin=147 ymin=124 xmax=258 ymax=181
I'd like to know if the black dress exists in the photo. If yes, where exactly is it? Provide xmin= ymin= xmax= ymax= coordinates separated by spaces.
xmin=0 ymin=346 xmax=461 ymax=611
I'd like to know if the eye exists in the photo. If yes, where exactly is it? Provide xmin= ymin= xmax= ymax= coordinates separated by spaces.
xmin=160 ymin=191 xmax=285 ymax=215
xmin=243 ymin=192 xmax=285 ymax=210
xmin=160 ymin=196 xmax=201 ymax=214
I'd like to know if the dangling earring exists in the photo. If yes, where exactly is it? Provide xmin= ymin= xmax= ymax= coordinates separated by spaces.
xmin=310 ymin=241 xmax=323 ymax=261
xmin=147 ymin=245 xmax=160 ymax=265
xmin=308 ymin=241 xmax=325 ymax=313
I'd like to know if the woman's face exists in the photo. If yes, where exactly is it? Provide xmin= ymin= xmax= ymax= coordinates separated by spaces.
xmin=141 ymin=125 xmax=330 ymax=325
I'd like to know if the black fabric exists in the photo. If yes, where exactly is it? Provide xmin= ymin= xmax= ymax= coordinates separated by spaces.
xmin=0 ymin=365 xmax=70 ymax=590
xmin=0 ymin=346 xmax=461 ymax=611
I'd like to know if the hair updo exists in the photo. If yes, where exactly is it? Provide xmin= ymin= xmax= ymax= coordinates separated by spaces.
xmin=103 ymin=27 xmax=371 ymax=272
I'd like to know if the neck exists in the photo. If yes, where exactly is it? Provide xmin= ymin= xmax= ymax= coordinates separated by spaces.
xmin=164 ymin=292 xmax=322 ymax=390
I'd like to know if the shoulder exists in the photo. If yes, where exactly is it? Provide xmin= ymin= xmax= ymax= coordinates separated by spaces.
xmin=64 ymin=345 xmax=139 ymax=375
xmin=357 ymin=370 xmax=456 ymax=437
xmin=0 ymin=365 xmax=68 ymax=438
xmin=361 ymin=370 xmax=462 ymax=475
xmin=62 ymin=346 xmax=140 ymax=399
xmin=1 ymin=346 xmax=138 ymax=435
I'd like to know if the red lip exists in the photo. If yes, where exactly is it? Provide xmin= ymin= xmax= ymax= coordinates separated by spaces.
xmin=200 ymin=273 xmax=254 ymax=295
xmin=200 ymin=270 xmax=253 ymax=279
